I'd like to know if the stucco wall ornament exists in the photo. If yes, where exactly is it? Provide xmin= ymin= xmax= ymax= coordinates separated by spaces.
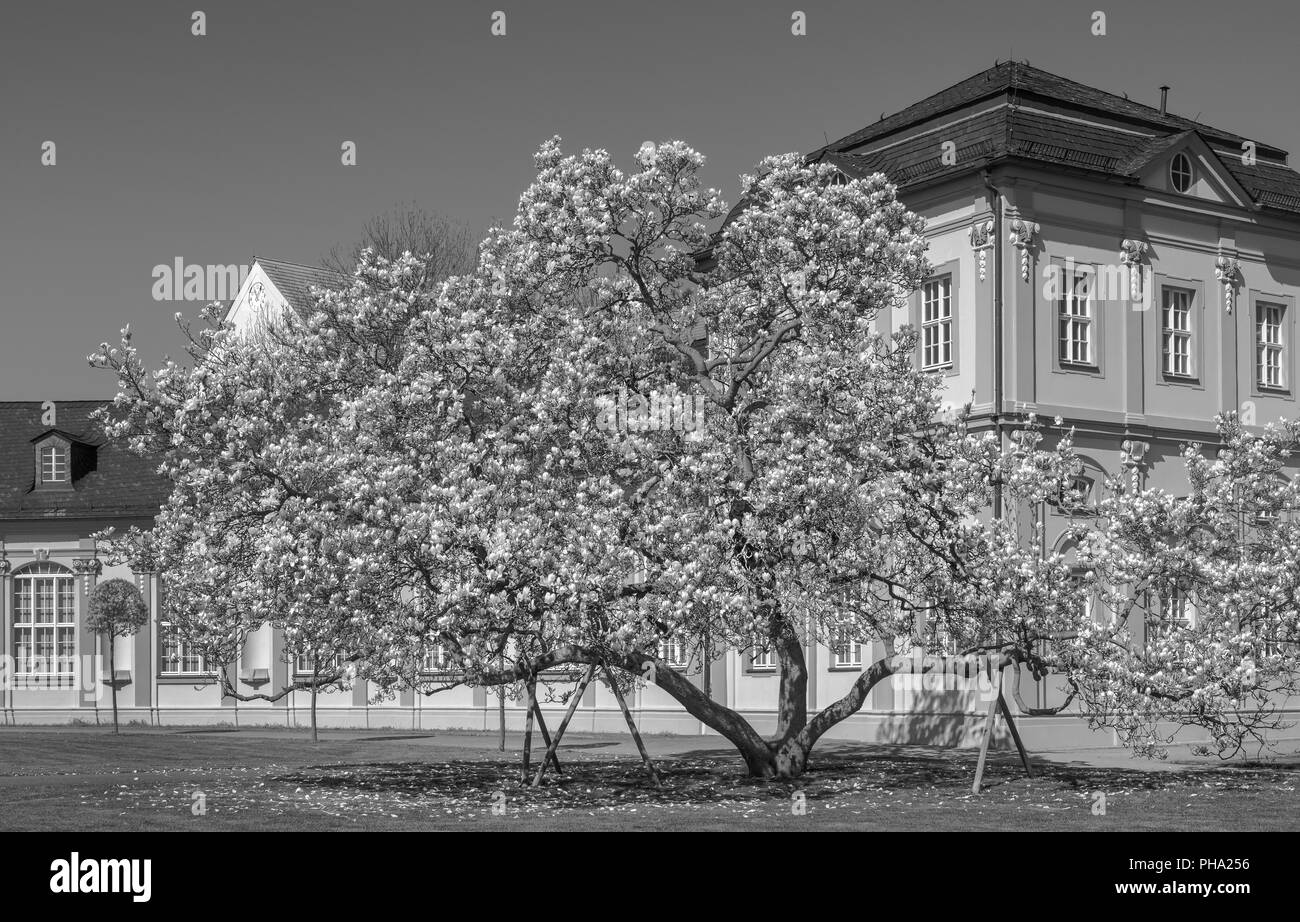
xmin=1121 ymin=439 xmax=1150 ymax=469
xmin=968 ymin=220 xmax=994 ymax=282
xmin=1214 ymin=255 xmax=1240 ymax=314
xmin=1008 ymin=218 xmax=1039 ymax=283
xmin=72 ymin=557 xmax=102 ymax=593
xmin=1119 ymin=238 xmax=1149 ymax=301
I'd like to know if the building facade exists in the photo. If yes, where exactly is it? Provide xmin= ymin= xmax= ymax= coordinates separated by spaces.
xmin=7 ymin=64 xmax=1300 ymax=749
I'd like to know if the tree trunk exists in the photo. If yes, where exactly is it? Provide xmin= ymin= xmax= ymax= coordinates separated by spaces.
xmin=111 ymin=671 xmax=120 ymax=735
xmin=772 ymin=610 xmax=808 ymax=740
xmin=310 ymin=662 xmax=320 ymax=743
xmin=498 ymin=654 xmax=506 ymax=752
xmin=479 ymin=643 xmax=967 ymax=780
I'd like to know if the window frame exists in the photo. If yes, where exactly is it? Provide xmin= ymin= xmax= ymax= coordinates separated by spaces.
xmin=1169 ymin=152 xmax=1194 ymax=194
xmin=747 ymin=636 xmax=777 ymax=673
xmin=32 ymin=435 xmax=76 ymax=492
xmin=158 ymin=620 xmax=215 ymax=677
xmin=1161 ymin=285 xmax=1194 ymax=380
xmin=1257 ymin=301 xmax=1286 ymax=391
xmin=420 ymin=644 xmax=457 ymax=677
xmin=1068 ymin=569 xmax=1094 ymax=623
xmin=12 ymin=562 xmax=78 ymax=679
xmin=1051 ymin=261 xmax=1105 ymax=376
xmin=657 ymin=636 xmax=690 ymax=669
xmin=920 ymin=275 xmax=953 ymax=372
xmin=829 ymin=630 xmax=863 ymax=670
xmin=1247 ymin=291 xmax=1295 ymax=400
xmin=1149 ymin=276 xmax=1206 ymax=390
xmin=908 ymin=259 xmax=961 ymax=377
xmin=40 ymin=444 xmax=68 ymax=483
xmin=293 ymin=652 xmax=345 ymax=678
xmin=1146 ymin=586 xmax=1194 ymax=649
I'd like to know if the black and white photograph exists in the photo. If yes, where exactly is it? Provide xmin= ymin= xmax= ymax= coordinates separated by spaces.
xmin=0 ymin=0 xmax=1295 ymax=894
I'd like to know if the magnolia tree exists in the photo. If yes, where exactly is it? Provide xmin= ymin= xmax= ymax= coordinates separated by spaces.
xmin=92 ymin=138 xmax=1298 ymax=779
xmin=377 ymin=138 xmax=1100 ymax=777
xmin=90 ymin=286 xmax=415 ymax=734
xmin=1065 ymin=414 xmax=1300 ymax=758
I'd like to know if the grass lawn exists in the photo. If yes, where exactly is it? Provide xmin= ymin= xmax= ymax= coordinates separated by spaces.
xmin=0 ymin=727 xmax=1296 ymax=831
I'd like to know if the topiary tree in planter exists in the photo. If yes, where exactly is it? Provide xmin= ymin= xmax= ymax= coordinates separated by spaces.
xmin=86 ymin=578 xmax=149 ymax=734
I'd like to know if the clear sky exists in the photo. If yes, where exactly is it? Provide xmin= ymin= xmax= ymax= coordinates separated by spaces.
xmin=2 ymin=0 xmax=1296 ymax=399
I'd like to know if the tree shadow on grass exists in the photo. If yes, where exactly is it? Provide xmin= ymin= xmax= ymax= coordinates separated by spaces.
xmin=270 ymin=757 xmax=789 ymax=808
xmin=264 ymin=746 xmax=1300 ymax=811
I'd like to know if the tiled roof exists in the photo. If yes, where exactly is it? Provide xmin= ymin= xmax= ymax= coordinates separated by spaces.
xmin=800 ymin=62 xmax=1300 ymax=216
xmin=814 ymin=62 xmax=1280 ymax=160
xmin=0 ymin=402 xmax=169 ymax=519
xmin=255 ymin=257 xmax=344 ymax=315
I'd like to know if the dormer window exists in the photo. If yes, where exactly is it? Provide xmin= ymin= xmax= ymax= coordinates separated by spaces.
xmin=1170 ymin=152 xmax=1193 ymax=193
xmin=40 ymin=444 xmax=68 ymax=483
xmin=31 ymin=430 xmax=96 ymax=492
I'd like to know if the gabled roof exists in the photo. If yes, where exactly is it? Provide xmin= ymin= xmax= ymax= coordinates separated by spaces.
xmin=799 ymin=61 xmax=1300 ymax=216
xmin=253 ymin=257 xmax=344 ymax=315
xmin=29 ymin=427 xmax=100 ymax=446
xmin=0 ymin=402 xmax=169 ymax=519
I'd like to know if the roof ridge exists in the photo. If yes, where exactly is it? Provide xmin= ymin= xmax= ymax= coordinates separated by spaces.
xmin=814 ymin=62 xmax=1014 ymax=156
xmin=254 ymin=255 xmax=333 ymax=272
xmin=0 ymin=399 xmax=109 ymax=406
xmin=817 ymin=61 xmax=1280 ymax=163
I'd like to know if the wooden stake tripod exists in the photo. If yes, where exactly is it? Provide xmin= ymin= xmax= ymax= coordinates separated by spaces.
xmin=518 ymin=658 xmax=1031 ymax=794
xmin=525 ymin=663 xmax=662 ymax=789
xmin=970 ymin=663 xmax=1033 ymax=794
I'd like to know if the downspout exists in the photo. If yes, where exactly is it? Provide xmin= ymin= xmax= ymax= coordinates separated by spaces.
xmin=982 ymin=169 xmax=1004 ymax=518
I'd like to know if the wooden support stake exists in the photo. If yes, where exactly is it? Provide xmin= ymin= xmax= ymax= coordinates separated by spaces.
xmin=530 ymin=694 xmax=563 ymax=775
xmin=520 ymin=674 xmax=537 ymax=785
xmin=602 ymin=664 xmax=662 ymax=789
xmin=971 ymin=670 xmax=1003 ymax=795
xmin=532 ymin=664 xmax=595 ymax=787
xmin=997 ymin=692 xmax=1033 ymax=778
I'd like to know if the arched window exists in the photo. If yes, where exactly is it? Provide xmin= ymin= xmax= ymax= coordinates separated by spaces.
xmin=1054 ymin=456 xmax=1106 ymax=514
xmin=12 ymin=562 xmax=77 ymax=677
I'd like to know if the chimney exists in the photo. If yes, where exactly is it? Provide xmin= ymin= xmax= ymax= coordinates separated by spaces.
xmin=1159 ymin=85 xmax=1170 ymax=115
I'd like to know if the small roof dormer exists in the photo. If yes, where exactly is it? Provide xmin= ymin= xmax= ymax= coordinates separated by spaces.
xmin=1121 ymin=131 xmax=1255 ymax=208
xmin=30 ymin=428 xmax=98 ymax=493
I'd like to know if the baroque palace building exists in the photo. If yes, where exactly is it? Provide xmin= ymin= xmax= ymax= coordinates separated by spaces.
xmin=5 ymin=63 xmax=1300 ymax=748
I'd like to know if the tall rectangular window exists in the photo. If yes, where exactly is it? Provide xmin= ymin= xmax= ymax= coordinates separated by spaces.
xmin=1058 ymin=269 xmax=1093 ymax=366
xmin=1070 ymin=572 xmax=1092 ymax=622
xmin=1162 ymin=287 xmax=1194 ymax=377
xmin=750 ymin=637 xmax=776 ymax=671
xmin=1148 ymin=588 xmax=1192 ymax=647
xmin=921 ymin=276 xmax=953 ymax=370
xmin=1257 ymin=302 xmax=1286 ymax=389
xmin=13 ymin=564 xmax=77 ymax=677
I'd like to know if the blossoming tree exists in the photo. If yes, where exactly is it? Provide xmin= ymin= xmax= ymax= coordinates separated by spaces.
xmin=1066 ymin=414 xmax=1300 ymax=758
xmin=93 ymin=138 xmax=1298 ymax=779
